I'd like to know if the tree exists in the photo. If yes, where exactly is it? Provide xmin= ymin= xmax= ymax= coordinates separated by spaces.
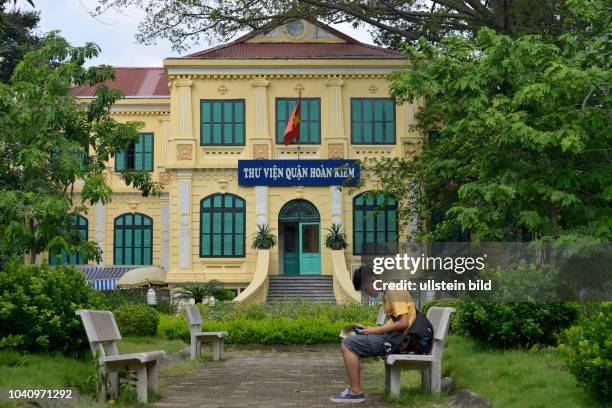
xmin=94 ymin=0 xmax=610 ymax=51
xmin=0 ymin=0 xmax=41 ymax=82
xmin=0 ymin=32 xmax=162 ymax=267
xmin=174 ymin=280 xmax=225 ymax=304
xmin=364 ymin=25 xmax=611 ymax=243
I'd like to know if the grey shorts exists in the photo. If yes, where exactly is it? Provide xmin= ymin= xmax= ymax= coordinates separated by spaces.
xmin=342 ymin=334 xmax=387 ymax=359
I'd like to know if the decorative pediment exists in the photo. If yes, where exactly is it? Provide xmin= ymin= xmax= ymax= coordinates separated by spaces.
xmin=246 ymin=19 xmax=347 ymax=44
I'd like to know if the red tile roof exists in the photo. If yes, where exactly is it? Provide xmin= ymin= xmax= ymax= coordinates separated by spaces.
xmin=70 ymin=67 xmax=169 ymax=97
xmin=186 ymin=42 xmax=404 ymax=59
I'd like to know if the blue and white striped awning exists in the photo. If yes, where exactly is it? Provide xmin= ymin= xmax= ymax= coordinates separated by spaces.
xmin=90 ymin=278 xmax=120 ymax=291
xmin=74 ymin=265 xmax=139 ymax=292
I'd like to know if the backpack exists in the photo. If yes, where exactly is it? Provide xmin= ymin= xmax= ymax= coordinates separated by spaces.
xmin=405 ymin=311 xmax=434 ymax=354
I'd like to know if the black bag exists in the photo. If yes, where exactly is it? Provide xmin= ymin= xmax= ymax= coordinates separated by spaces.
xmin=405 ymin=311 xmax=434 ymax=354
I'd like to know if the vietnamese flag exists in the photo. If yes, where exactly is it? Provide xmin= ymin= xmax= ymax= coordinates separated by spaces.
xmin=283 ymin=94 xmax=302 ymax=146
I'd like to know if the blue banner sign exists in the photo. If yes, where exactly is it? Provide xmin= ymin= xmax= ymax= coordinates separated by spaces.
xmin=238 ymin=159 xmax=360 ymax=186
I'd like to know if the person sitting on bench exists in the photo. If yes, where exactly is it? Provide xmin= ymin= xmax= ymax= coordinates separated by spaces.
xmin=330 ymin=265 xmax=416 ymax=404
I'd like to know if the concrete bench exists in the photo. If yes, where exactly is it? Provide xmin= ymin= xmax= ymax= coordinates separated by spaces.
xmin=76 ymin=310 xmax=166 ymax=404
xmin=384 ymin=307 xmax=455 ymax=397
xmin=185 ymin=306 xmax=228 ymax=361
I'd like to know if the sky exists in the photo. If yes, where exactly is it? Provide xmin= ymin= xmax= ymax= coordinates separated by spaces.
xmin=23 ymin=0 xmax=375 ymax=67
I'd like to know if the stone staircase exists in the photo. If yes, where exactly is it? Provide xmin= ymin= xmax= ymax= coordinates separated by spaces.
xmin=266 ymin=276 xmax=335 ymax=302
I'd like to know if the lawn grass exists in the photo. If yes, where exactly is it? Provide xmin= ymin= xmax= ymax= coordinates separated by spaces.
xmin=443 ymin=335 xmax=603 ymax=408
xmin=118 ymin=335 xmax=187 ymax=355
xmin=363 ymin=335 xmax=603 ymax=408
xmin=0 ymin=334 xmax=189 ymax=408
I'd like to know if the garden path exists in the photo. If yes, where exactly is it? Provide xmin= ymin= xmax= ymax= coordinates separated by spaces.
xmin=153 ymin=348 xmax=404 ymax=408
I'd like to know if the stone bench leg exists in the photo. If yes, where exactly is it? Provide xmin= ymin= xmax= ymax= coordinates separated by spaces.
xmin=421 ymin=367 xmax=431 ymax=394
xmin=212 ymin=339 xmax=222 ymax=361
xmin=387 ymin=364 xmax=401 ymax=397
xmin=108 ymin=371 xmax=120 ymax=399
xmin=135 ymin=364 xmax=148 ymax=403
xmin=97 ymin=367 xmax=108 ymax=403
xmin=190 ymin=335 xmax=198 ymax=359
xmin=384 ymin=363 xmax=391 ymax=394
xmin=147 ymin=361 xmax=158 ymax=395
xmin=430 ymin=361 xmax=441 ymax=394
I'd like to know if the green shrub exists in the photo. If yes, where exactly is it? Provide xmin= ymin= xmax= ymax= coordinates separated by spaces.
xmin=159 ymin=313 xmax=189 ymax=342
xmin=161 ymin=300 xmax=379 ymax=345
xmin=99 ymin=289 xmax=146 ymax=310
xmin=163 ymin=315 xmax=355 ymax=345
xmin=197 ymin=299 xmax=379 ymax=322
xmin=561 ymin=302 xmax=611 ymax=402
xmin=0 ymin=262 xmax=101 ymax=353
xmin=114 ymin=304 xmax=159 ymax=337
xmin=421 ymin=298 xmax=464 ymax=335
xmin=458 ymin=301 xmax=579 ymax=348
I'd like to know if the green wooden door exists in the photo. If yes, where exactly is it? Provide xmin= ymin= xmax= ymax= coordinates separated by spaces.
xmin=299 ymin=222 xmax=320 ymax=275
xmin=283 ymin=223 xmax=299 ymax=275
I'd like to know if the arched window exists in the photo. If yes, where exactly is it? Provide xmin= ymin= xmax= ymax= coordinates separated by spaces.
xmin=114 ymin=213 xmax=153 ymax=265
xmin=50 ymin=215 xmax=88 ymax=265
xmin=353 ymin=192 xmax=398 ymax=255
xmin=200 ymin=193 xmax=245 ymax=257
xmin=278 ymin=199 xmax=320 ymax=222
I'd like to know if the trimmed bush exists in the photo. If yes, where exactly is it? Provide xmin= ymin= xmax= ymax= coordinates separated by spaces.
xmin=0 ymin=262 xmax=101 ymax=353
xmin=562 ymin=302 xmax=611 ymax=402
xmin=458 ymin=301 xmax=579 ymax=348
xmin=114 ymin=304 xmax=159 ymax=337
xmin=160 ymin=300 xmax=379 ymax=345
xmin=197 ymin=299 xmax=379 ymax=322
xmin=421 ymin=298 xmax=464 ymax=335
xmin=163 ymin=316 xmax=355 ymax=345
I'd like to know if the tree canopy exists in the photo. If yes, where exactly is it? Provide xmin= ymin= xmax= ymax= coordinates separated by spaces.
xmin=0 ymin=0 xmax=40 ymax=82
xmin=94 ymin=0 xmax=610 ymax=51
xmin=0 ymin=32 xmax=162 ymax=266
xmin=365 ymin=25 xmax=611 ymax=243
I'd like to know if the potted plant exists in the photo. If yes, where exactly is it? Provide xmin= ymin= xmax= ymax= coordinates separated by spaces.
xmin=324 ymin=223 xmax=349 ymax=250
xmin=251 ymin=224 xmax=277 ymax=250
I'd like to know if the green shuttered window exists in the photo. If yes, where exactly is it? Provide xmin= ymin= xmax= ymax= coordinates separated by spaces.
xmin=200 ymin=193 xmax=245 ymax=257
xmin=200 ymin=100 xmax=245 ymax=146
xmin=49 ymin=215 xmax=88 ymax=265
xmin=353 ymin=192 xmax=398 ymax=255
xmin=114 ymin=213 xmax=153 ymax=265
xmin=276 ymin=98 xmax=321 ymax=144
xmin=351 ymin=98 xmax=395 ymax=144
xmin=115 ymin=133 xmax=154 ymax=172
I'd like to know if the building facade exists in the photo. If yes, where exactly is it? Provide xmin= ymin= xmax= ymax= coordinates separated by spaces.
xmin=69 ymin=19 xmax=423 ymax=302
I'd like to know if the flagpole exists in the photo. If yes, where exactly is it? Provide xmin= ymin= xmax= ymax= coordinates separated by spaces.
xmin=297 ymin=89 xmax=301 ymax=161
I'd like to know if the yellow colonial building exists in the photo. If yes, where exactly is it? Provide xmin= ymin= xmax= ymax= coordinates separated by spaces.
xmin=69 ymin=19 xmax=423 ymax=303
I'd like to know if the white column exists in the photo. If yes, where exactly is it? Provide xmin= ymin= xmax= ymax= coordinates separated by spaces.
xmin=326 ymin=78 xmax=345 ymax=138
xmin=95 ymin=202 xmax=106 ymax=265
xmin=176 ymin=79 xmax=193 ymax=138
xmin=251 ymin=78 xmax=270 ymax=138
xmin=160 ymin=193 xmax=170 ymax=271
xmin=159 ymin=117 xmax=171 ymax=165
xmin=403 ymin=100 xmax=418 ymax=136
xmin=177 ymin=169 xmax=192 ymax=269
xmin=255 ymin=186 xmax=268 ymax=227
xmin=173 ymin=79 xmax=196 ymax=166
xmin=331 ymin=186 xmax=343 ymax=226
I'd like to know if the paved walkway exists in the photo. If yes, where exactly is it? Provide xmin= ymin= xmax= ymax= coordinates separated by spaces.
xmin=153 ymin=348 xmax=404 ymax=408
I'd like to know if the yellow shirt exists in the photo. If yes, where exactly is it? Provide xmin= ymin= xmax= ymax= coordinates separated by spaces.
xmin=382 ymin=290 xmax=417 ymax=335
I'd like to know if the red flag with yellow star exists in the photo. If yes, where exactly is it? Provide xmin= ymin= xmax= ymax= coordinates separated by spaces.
xmin=283 ymin=93 xmax=302 ymax=146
